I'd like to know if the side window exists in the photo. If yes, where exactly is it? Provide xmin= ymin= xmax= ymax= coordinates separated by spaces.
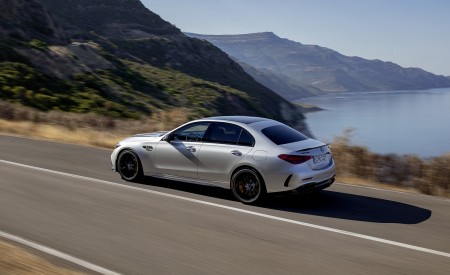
xmin=206 ymin=123 xmax=241 ymax=145
xmin=237 ymin=129 xmax=255 ymax=147
xmin=205 ymin=123 xmax=254 ymax=146
xmin=172 ymin=122 xmax=210 ymax=142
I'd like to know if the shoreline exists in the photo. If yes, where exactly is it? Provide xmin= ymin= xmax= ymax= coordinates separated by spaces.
xmin=294 ymin=102 xmax=325 ymax=113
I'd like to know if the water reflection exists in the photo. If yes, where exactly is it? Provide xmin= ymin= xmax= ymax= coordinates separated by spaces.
xmin=298 ymin=88 xmax=450 ymax=157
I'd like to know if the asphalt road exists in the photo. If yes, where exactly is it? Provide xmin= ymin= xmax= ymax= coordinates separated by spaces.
xmin=0 ymin=134 xmax=449 ymax=274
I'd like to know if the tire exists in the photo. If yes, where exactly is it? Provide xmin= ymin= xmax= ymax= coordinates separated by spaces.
xmin=117 ymin=149 xmax=143 ymax=182
xmin=231 ymin=168 xmax=266 ymax=204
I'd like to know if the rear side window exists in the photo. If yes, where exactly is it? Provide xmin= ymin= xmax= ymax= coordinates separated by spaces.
xmin=237 ymin=129 xmax=254 ymax=146
xmin=207 ymin=123 xmax=241 ymax=145
xmin=261 ymin=124 xmax=308 ymax=145
xmin=206 ymin=123 xmax=254 ymax=146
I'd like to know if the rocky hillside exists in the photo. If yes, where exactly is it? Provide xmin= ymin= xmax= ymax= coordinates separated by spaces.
xmin=187 ymin=32 xmax=450 ymax=96
xmin=0 ymin=0 xmax=309 ymax=132
xmin=0 ymin=0 xmax=66 ymax=44
xmin=38 ymin=0 xmax=179 ymax=37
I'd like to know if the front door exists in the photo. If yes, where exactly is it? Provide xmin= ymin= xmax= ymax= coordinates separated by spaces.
xmin=154 ymin=122 xmax=210 ymax=179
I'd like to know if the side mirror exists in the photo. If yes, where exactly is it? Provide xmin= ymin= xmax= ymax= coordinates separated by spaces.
xmin=163 ymin=133 xmax=172 ymax=142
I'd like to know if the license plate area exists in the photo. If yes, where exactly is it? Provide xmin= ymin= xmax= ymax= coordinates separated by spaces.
xmin=313 ymin=154 xmax=327 ymax=164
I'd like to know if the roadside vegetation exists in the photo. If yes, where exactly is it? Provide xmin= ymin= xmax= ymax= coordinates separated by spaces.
xmin=0 ymin=59 xmax=254 ymax=120
xmin=331 ymin=129 xmax=450 ymax=198
xmin=0 ymin=101 xmax=448 ymax=198
xmin=0 ymin=101 xmax=186 ymax=148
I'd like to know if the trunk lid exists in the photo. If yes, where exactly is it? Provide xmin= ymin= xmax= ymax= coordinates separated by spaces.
xmin=281 ymin=139 xmax=332 ymax=170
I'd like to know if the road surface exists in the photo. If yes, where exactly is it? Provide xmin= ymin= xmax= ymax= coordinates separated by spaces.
xmin=0 ymin=134 xmax=449 ymax=274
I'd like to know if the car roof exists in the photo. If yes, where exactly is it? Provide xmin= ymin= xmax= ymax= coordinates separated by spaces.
xmin=200 ymin=116 xmax=272 ymax=125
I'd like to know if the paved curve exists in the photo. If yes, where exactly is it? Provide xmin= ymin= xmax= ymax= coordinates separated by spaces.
xmin=0 ymin=134 xmax=449 ymax=274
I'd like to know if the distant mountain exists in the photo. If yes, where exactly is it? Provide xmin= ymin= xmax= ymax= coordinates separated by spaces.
xmin=0 ymin=0 xmax=309 ymax=132
xmin=238 ymin=61 xmax=321 ymax=100
xmin=187 ymin=32 xmax=450 ymax=96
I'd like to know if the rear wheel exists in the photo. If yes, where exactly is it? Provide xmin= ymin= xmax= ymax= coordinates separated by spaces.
xmin=117 ymin=149 xmax=142 ymax=182
xmin=231 ymin=168 xmax=266 ymax=204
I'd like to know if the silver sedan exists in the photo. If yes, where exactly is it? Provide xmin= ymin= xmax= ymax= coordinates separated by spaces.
xmin=111 ymin=116 xmax=336 ymax=204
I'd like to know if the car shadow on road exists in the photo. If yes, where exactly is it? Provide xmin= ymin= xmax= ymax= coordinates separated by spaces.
xmin=137 ymin=177 xmax=431 ymax=225
xmin=264 ymin=190 xmax=432 ymax=224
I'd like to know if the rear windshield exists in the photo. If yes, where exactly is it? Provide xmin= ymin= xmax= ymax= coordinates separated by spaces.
xmin=261 ymin=124 xmax=308 ymax=145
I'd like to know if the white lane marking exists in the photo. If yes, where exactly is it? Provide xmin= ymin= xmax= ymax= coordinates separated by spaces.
xmin=1 ymin=159 xmax=450 ymax=259
xmin=0 ymin=231 xmax=121 ymax=275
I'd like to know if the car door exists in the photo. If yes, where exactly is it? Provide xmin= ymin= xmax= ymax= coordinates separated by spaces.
xmin=154 ymin=122 xmax=211 ymax=179
xmin=197 ymin=122 xmax=255 ymax=187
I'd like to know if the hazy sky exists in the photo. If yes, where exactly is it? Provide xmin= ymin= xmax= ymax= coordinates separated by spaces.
xmin=142 ymin=0 xmax=450 ymax=76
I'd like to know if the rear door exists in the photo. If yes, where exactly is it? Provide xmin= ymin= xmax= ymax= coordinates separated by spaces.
xmin=197 ymin=122 xmax=254 ymax=187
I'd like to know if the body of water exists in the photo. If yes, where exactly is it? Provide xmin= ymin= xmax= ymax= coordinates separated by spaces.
xmin=297 ymin=88 xmax=450 ymax=157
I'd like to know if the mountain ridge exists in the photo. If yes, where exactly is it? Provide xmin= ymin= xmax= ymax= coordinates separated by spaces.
xmin=187 ymin=32 xmax=450 ymax=97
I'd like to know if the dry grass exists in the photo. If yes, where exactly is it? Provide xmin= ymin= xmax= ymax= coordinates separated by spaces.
xmin=0 ymin=101 xmax=188 ymax=148
xmin=0 ymin=119 xmax=122 ymax=148
xmin=0 ymin=239 xmax=86 ymax=275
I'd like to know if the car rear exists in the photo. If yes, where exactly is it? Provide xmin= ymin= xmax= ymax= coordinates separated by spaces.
xmin=257 ymin=123 xmax=336 ymax=193
xmin=277 ymin=141 xmax=335 ymax=193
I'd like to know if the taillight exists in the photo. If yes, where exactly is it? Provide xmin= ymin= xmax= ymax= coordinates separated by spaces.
xmin=278 ymin=154 xmax=312 ymax=164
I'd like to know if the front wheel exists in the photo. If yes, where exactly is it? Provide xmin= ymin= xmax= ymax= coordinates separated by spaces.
xmin=117 ymin=149 xmax=143 ymax=182
xmin=231 ymin=168 xmax=266 ymax=204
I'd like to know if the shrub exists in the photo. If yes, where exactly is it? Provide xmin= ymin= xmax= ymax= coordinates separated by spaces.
xmin=28 ymin=39 xmax=48 ymax=51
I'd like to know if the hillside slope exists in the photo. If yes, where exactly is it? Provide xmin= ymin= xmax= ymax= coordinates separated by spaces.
xmin=0 ymin=0 xmax=309 ymax=132
xmin=238 ymin=61 xmax=322 ymax=99
xmin=187 ymin=32 xmax=450 ymax=94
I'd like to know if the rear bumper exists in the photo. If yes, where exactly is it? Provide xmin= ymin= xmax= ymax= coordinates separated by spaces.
xmin=261 ymin=157 xmax=336 ymax=193
xmin=291 ymin=176 xmax=335 ymax=194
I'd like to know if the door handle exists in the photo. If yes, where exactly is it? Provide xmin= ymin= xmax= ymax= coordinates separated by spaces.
xmin=186 ymin=146 xmax=196 ymax=152
xmin=230 ymin=150 xmax=242 ymax=156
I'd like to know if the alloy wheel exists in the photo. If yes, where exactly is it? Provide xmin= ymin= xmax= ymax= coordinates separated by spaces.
xmin=231 ymin=169 xmax=264 ymax=204
xmin=118 ymin=150 xmax=140 ymax=181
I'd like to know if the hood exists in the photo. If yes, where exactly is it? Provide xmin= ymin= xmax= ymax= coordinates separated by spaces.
xmin=121 ymin=131 xmax=168 ymax=143
xmin=133 ymin=131 xmax=168 ymax=137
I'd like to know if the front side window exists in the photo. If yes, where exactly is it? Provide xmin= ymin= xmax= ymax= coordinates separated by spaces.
xmin=261 ymin=124 xmax=308 ymax=145
xmin=172 ymin=122 xmax=210 ymax=142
